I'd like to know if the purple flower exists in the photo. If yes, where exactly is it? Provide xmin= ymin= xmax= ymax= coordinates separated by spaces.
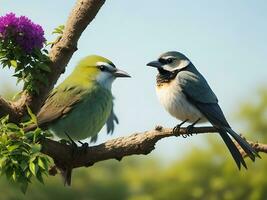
xmin=0 ymin=12 xmax=45 ymax=53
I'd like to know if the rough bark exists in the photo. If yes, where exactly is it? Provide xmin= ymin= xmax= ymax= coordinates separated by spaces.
xmin=40 ymin=126 xmax=267 ymax=172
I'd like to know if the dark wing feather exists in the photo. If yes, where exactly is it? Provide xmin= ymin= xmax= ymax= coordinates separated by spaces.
xmin=178 ymin=70 xmax=218 ymax=104
xmin=106 ymin=102 xmax=119 ymax=135
xmin=90 ymin=134 xmax=98 ymax=143
xmin=190 ymin=101 xmax=230 ymax=128
xmin=178 ymin=70 xmax=229 ymax=127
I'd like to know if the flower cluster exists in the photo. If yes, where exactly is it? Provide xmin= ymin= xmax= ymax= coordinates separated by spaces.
xmin=0 ymin=12 xmax=50 ymax=94
xmin=0 ymin=12 xmax=45 ymax=53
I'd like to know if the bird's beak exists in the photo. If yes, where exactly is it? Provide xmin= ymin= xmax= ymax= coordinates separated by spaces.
xmin=113 ymin=69 xmax=131 ymax=78
xmin=146 ymin=60 xmax=163 ymax=69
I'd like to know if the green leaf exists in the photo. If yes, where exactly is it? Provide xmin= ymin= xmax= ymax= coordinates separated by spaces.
xmin=20 ymin=161 xmax=28 ymax=171
xmin=26 ymin=105 xmax=37 ymax=125
xmin=36 ymin=172 xmax=44 ymax=184
xmin=7 ymin=145 xmax=20 ymax=152
xmin=31 ymin=144 xmax=41 ymax=153
xmin=12 ymin=170 xmax=17 ymax=181
xmin=6 ymin=123 xmax=20 ymax=131
xmin=58 ymin=25 xmax=65 ymax=29
xmin=52 ymin=25 xmax=65 ymax=34
xmin=10 ymin=60 xmax=17 ymax=68
xmin=38 ymin=63 xmax=51 ymax=72
xmin=0 ymin=134 xmax=8 ymax=144
xmin=0 ymin=157 xmax=7 ymax=168
xmin=37 ymin=157 xmax=46 ymax=170
xmin=29 ymin=162 xmax=36 ymax=176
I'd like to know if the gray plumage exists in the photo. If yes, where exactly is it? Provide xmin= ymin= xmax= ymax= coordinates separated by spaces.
xmin=147 ymin=51 xmax=259 ymax=169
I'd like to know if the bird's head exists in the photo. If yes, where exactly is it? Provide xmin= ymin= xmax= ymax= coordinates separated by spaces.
xmin=147 ymin=51 xmax=191 ymax=76
xmin=74 ymin=55 xmax=131 ymax=90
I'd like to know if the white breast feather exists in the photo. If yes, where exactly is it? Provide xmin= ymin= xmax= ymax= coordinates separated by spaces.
xmin=156 ymin=77 xmax=206 ymax=123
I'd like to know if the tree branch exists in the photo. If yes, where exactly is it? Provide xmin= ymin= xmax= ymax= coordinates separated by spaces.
xmin=40 ymin=126 xmax=267 ymax=172
xmin=0 ymin=97 xmax=17 ymax=120
xmin=0 ymin=0 xmax=106 ymax=120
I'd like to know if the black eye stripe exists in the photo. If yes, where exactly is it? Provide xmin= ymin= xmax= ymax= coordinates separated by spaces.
xmin=98 ymin=62 xmax=116 ymax=70
xmin=158 ymin=57 xmax=175 ymax=64
xmin=158 ymin=58 xmax=167 ymax=64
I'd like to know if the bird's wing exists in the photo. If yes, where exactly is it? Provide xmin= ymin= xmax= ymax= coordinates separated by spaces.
xmin=191 ymin=102 xmax=230 ymax=128
xmin=178 ymin=71 xmax=218 ymax=103
xmin=36 ymin=85 xmax=88 ymax=127
xmin=178 ymin=71 xmax=230 ymax=127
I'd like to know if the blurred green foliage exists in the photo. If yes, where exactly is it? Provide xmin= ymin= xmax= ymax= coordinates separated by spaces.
xmin=237 ymin=87 xmax=267 ymax=142
xmin=0 ymin=88 xmax=266 ymax=199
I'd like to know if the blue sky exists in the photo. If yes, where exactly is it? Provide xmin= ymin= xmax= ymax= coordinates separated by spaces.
xmin=1 ymin=0 xmax=267 ymax=161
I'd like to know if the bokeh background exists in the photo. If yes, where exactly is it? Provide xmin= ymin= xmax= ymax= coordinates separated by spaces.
xmin=0 ymin=0 xmax=267 ymax=199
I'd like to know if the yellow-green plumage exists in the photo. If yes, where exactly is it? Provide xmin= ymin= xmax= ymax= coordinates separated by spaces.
xmin=34 ymin=55 xmax=120 ymax=141
xmin=45 ymin=83 xmax=112 ymax=140
xmin=27 ymin=55 xmax=130 ymax=186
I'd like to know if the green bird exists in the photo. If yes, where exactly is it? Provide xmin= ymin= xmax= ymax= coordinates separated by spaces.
xmin=26 ymin=55 xmax=130 ymax=185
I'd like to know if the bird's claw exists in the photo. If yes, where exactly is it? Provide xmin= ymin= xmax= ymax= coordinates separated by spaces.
xmin=78 ymin=141 xmax=89 ymax=154
xmin=172 ymin=124 xmax=181 ymax=135
xmin=64 ymin=132 xmax=77 ymax=147
xmin=64 ymin=132 xmax=88 ymax=157
xmin=172 ymin=119 xmax=188 ymax=136
xmin=185 ymin=125 xmax=194 ymax=137
xmin=184 ymin=118 xmax=201 ymax=137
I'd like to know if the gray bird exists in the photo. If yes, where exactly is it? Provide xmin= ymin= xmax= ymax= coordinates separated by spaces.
xmin=147 ymin=51 xmax=259 ymax=169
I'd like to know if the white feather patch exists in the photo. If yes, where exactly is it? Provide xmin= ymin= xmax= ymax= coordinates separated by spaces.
xmin=156 ymin=76 xmax=206 ymax=123
xmin=96 ymin=72 xmax=115 ymax=90
xmin=176 ymin=59 xmax=190 ymax=70
xmin=162 ymin=59 xmax=190 ymax=72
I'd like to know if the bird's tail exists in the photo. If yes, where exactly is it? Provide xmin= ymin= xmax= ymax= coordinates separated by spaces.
xmin=61 ymin=168 xmax=72 ymax=186
xmin=219 ymin=128 xmax=259 ymax=169
xmin=219 ymin=130 xmax=246 ymax=169
xmin=219 ymin=127 xmax=260 ymax=169
xmin=224 ymin=127 xmax=260 ymax=160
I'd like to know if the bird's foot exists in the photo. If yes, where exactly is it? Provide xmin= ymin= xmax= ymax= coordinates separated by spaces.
xmin=78 ymin=140 xmax=89 ymax=154
xmin=64 ymin=132 xmax=80 ymax=158
xmin=184 ymin=118 xmax=201 ymax=137
xmin=185 ymin=125 xmax=194 ymax=137
xmin=64 ymin=132 xmax=77 ymax=147
xmin=63 ymin=132 xmax=89 ymax=156
xmin=172 ymin=119 xmax=188 ymax=136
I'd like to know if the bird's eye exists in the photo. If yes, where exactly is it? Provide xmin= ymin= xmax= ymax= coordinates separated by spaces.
xmin=99 ymin=65 xmax=105 ymax=71
xmin=166 ymin=58 xmax=173 ymax=64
